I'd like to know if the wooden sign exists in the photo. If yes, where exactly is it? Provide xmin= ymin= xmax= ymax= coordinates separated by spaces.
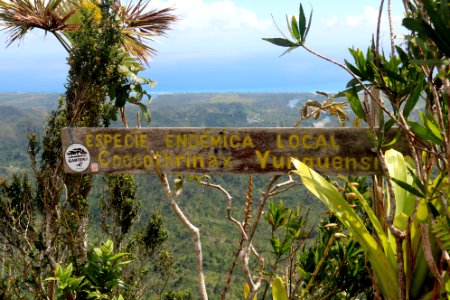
xmin=61 ymin=127 xmax=408 ymax=175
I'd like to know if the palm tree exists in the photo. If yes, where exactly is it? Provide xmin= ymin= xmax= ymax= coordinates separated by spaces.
xmin=0 ymin=0 xmax=176 ymax=280
xmin=0 ymin=0 xmax=176 ymax=62
xmin=115 ymin=0 xmax=176 ymax=63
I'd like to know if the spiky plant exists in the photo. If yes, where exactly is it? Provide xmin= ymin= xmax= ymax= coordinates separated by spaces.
xmin=115 ymin=0 xmax=176 ymax=63
xmin=0 ymin=0 xmax=78 ymax=50
xmin=0 ymin=0 xmax=176 ymax=62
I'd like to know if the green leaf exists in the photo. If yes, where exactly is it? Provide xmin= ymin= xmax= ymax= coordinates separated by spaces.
xmin=421 ymin=0 xmax=450 ymax=57
xmin=403 ymin=18 xmax=427 ymax=36
xmin=353 ymin=48 xmax=367 ymax=77
xmin=420 ymin=110 xmax=443 ymax=143
xmin=382 ymin=67 xmax=407 ymax=84
xmin=407 ymin=167 xmax=426 ymax=197
xmin=407 ymin=36 xmax=430 ymax=54
xmin=304 ymin=6 xmax=313 ymax=42
xmin=115 ymin=85 xmax=130 ymax=108
xmin=391 ymin=177 xmax=425 ymax=198
xmin=344 ymin=60 xmax=362 ymax=78
xmin=109 ymin=252 xmax=129 ymax=261
xmin=117 ymin=260 xmax=133 ymax=266
xmin=298 ymin=3 xmax=306 ymax=42
xmin=340 ymin=176 xmax=395 ymax=268
xmin=385 ymin=149 xmax=416 ymax=218
xmin=384 ymin=119 xmax=395 ymax=132
xmin=272 ymin=276 xmax=288 ymax=300
xmin=280 ymin=46 xmax=299 ymax=57
xmin=345 ymin=79 xmax=361 ymax=90
xmin=262 ymin=38 xmax=298 ymax=48
xmin=382 ymin=129 xmax=402 ymax=148
xmin=394 ymin=212 xmax=409 ymax=230
xmin=291 ymin=158 xmax=398 ymax=298
xmin=285 ymin=15 xmax=295 ymax=40
xmin=65 ymin=263 xmax=73 ymax=275
xmin=135 ymin=102 xmax=151 ymax=124
xmin=403 ymin=81 xmax=423 ymax=118
xmin=271 ymin=237 xmax=288 ymax=256
xmin=432 ymin=216 xmax=450 ymax=252
xmin=344 ymin=88 xmax=366 ymax=119
xmin=290 ymin=16 xmax=300 ymax=42
xmin=411 ymin=59 xmax=449 ymax=66
xmin=94 ymin=248 xmax=103 ymax=258
xmin=100 ymin=240 xmax=114 ymax=255
xmin=395 ymin=46 xmax=410 ymax=65
xmin=408 ymin=121 xmax=444 ymax=146
xmin=427 ymin=202 xmax=440 ymax=218
xmin=145 ymin=78 xmax=157 ymax=88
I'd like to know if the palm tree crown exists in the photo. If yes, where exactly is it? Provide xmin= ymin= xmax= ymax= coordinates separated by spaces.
xmin=0 ymin=0 xmax=176 ymax=62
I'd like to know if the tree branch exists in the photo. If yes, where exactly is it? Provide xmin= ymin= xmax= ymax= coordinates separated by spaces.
xmin=152 ymin=153 xmax=208 ymax=300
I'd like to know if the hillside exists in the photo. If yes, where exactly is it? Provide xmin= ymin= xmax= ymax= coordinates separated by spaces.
xmin=0 ymin=105 xmax=47 ymax=174
xmin=0 ymin=92 xmax=344 ymax=177
xmin=0 ymin=92 xmax=331 ymax=298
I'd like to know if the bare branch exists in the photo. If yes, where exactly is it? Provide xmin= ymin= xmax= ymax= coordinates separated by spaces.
xmin=420 ymin=223 xmax=443 ymax=285
xmin=152 ymin=153 xmax=208 ymax=300
xmin=199 ymin=181 xmax=244 ymax=235
xmin=376 ymin=0 xmax=385 ymax=54
xmin=267 ymin=175 xmax=298 ymax=196
xmin=387 ymin=0 xmax=395 ymax=55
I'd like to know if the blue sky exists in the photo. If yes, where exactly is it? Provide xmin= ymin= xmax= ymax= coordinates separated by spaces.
xmin=0 ymin=0 xmax=406 ymax=93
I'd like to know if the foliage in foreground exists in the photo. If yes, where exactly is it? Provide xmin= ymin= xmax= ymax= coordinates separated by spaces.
xmin=266 ymin=0 xmax=450 ymax=298
xmin=0 ymin=0 xmax=178 ymax=298
xmin=47 ymin=240 xmax=129 ymax=300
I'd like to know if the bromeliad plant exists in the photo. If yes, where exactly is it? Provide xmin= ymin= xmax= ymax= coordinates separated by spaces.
xmin=266 ymin=0 xmax=450 ymax=299
xmin=292 ymin=150 xmax=430 ymax=299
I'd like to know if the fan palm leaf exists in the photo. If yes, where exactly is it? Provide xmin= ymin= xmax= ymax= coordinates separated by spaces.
xmin=115 ymin=0 xmax=176 ymax=63
xmin=0 ymin=0 xmax=176 ymax=62
xmin=0 ymin=0 xmax=78 ymax=49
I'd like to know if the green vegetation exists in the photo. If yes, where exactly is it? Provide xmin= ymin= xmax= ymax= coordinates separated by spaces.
xmin=267 ymin=0 xmax=450 ymax=298
xmin=0 ymin=0 xmax=179 ymax=298
xmin=0 ymin=92 xmax=329 ymax=298
xmin=0 ymin=92 xmax=339 ymax=177
xmin=1 ymin=0 xmax=448 ymax=299
xmin=46 ymin=240 xmax=131 ymax=300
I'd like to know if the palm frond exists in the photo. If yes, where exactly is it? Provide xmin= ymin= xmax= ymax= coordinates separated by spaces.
xmin=0 ymin=0 xmax=78 ymax=46
xmin=115 ymin=0 xmax=177 ymax=63
xmin=0 ymin=0 xmax=177 ymax=61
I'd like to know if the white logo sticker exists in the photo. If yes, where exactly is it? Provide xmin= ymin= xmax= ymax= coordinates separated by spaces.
xmin=65 ymin=144 xmax=90 ymax=172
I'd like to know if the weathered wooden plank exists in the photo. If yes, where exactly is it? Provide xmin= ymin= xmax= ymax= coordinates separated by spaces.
xmin=61 ymin=127 xmax=409 ymax=175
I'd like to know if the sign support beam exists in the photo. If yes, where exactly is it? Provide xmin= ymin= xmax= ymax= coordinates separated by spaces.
xmin=62 ymin=127 xmax=408 ymax=176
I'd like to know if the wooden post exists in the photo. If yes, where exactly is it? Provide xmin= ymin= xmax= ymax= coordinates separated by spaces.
xmin=370 ymin=87 xmax=386 ymax=229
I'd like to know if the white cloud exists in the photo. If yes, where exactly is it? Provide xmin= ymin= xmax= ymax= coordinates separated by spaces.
xmin=345 ymin=6 xmax=379 ymax=27
xmin=343 ymin=5 xmax=404 ymax=31
xmin=151 ymin=0 xmax=272 ymax=34
xmin=324 ymin=15 xmax=338 ymax=29
xmin=310 ymin=4 xmax=406 ymax=51
xmin=148 ymin=0 xmax=278 ymax=60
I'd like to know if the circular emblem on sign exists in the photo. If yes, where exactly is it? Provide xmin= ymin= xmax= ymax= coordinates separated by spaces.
xmin=65 ymin=144 xmax=90 ymax=172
